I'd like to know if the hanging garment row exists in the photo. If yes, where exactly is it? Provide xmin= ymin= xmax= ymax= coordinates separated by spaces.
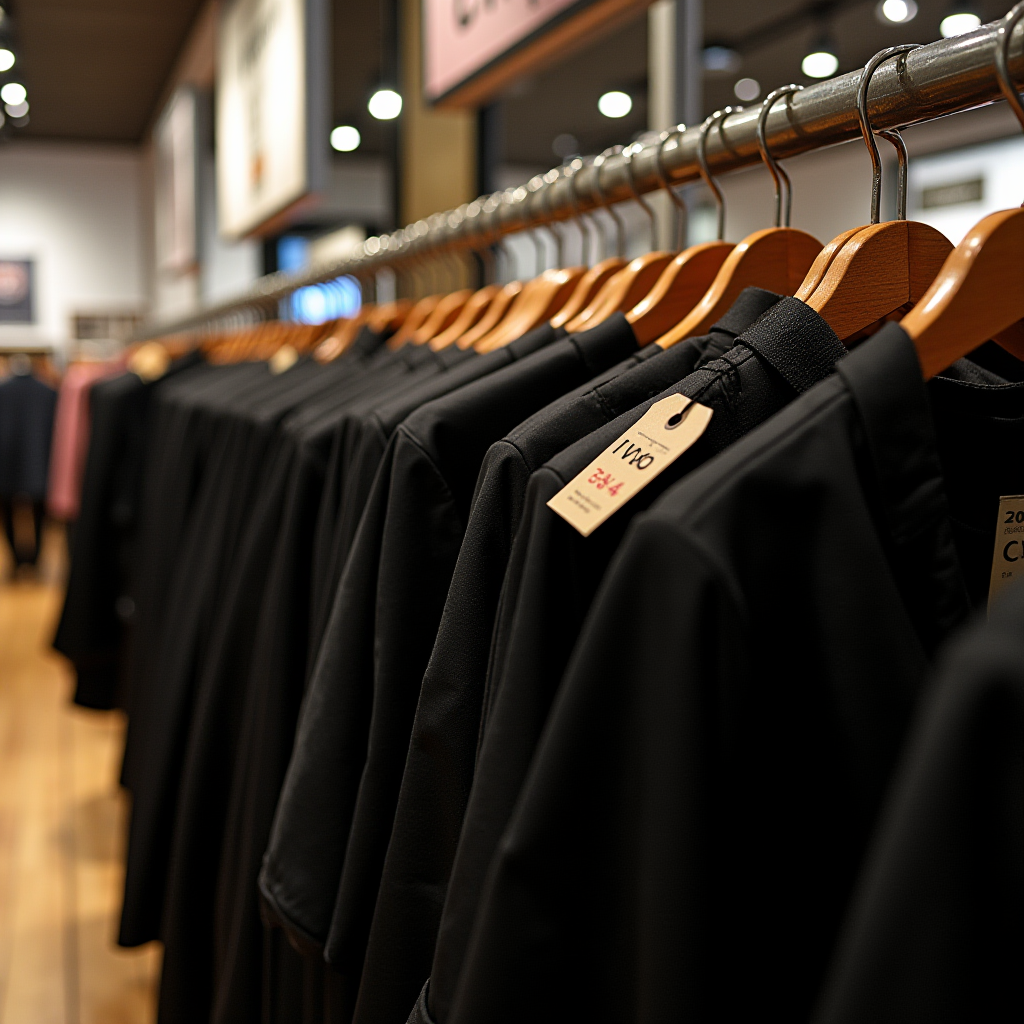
xmin=56 ymin=12 xmax=1024 ymax=1024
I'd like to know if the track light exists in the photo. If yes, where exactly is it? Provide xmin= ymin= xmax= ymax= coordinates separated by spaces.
xmin=1 ymin=81 xmax=26 ymax=106
xmin=598 ymin=90 xmax=632 ymax=118
xmin=940 ymin=4 xmax=981 ymax=36
xmin=802 ymin=48 xmax=838 ymax=78
xmin=368 ymin=89 xmax=402 ymax=120
xmin=330 ymin=125 xmax=361 ymax=151
xmin=876 ymin=0 xmax=918 ymax=23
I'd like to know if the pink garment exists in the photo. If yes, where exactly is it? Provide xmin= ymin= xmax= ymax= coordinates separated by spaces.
xmin=47 ymin=358 xmax=125 ymax=521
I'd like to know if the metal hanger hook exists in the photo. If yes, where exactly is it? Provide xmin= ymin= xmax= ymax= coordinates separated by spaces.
xmin=655 ymin=125 xmax=688 ymax=249
xmin=995 ymin=3 xmax=1024 ymax=140
xmin=697 ymin=107 xmax=740 ymax=241
xmin=567 ymin=157 xmax=595 ymax=265
xmin=622 ymin=142 xmax=658 ymax=252
xmin=592 ymin=146 xmax=626 ymax=258
xmin=757 ymin=85 xmax=802 ymax=228
xmin=878 ymin=128 xmax=909 ymax=220
xmin=857 ymin=44 xmax=921 ymax=224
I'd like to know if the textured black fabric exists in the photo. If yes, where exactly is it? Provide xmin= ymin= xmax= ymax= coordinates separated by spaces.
xmin=144 ymin=342 xmax=403 ymax=1018
xmin=54 ymin=353 xmax=204 ymax=709
xmin=446 ymin=324 xmax=1023 ymax=1024
xmin=814 ymin=582 xmax=1024 ymax=1024
xmin=205 ymin=343 xmax=485 ymax=1024
xmin=425 ymin=296 xmax=846 ymax=1024
xmin=259 ymin=315 xmax=640 ymax=1021
xmin=121 ymin=359 xmax=335 ymax=949
xmin=307 ymin=322 xmax=565 ymax=664
xmin=355 ymin=289 xmax=782 ymax=1024
xmin=0 ymin=371 xmax=56 ymax=499
xmin=208 ymin=325 xmax=566 ymax=1024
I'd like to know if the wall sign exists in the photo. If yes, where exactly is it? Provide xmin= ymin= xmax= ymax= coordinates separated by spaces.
xmin=0 ymin=259 xmax=34 ymax=323
xmin=423 ymin=0 xmax=650 ymax=108
xmin=216 ymin=0 xmax=328 ymax=239
xmin=155 ymin=87 xmax=199 ymax=272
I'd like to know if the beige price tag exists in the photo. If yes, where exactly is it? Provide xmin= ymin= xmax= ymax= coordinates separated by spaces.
xmin=988 ymin=494 xmax=1024 ymax=612
xmin=547 ymin=393 xmax=713 ymax=538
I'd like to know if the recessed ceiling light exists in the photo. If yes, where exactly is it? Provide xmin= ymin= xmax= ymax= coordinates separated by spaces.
xmin=940 ymin=7 xmax=981 ymax=36
xmin=734 ymin=77 xmax=761 ymax=101
xmin=0 ymin=49 xmax=14 ymax=72
xmin=876 ymin=0 xmax=918 ymax=23
xmin=1 ymin=81 xmax=25 ymax=106
xmin=802 ymin=49 xmax=839 ymax=78
xmin=598 ymin=90 xmax=632 ymax=118
xmin=330 ymin=125 xmax=361 ymax=151
xmin=368 ymin=89 xmax=402 ymax=120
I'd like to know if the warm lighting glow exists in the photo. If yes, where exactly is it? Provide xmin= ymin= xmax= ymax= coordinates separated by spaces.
xmin=330 ymin=125 xmax=361 ymax=151
xmin=940 ymin=10 xmax=980 ymax=36
xmin=598 ymin=90 xmax=632 ymax=118
xmin=877 ymin=0 xmax=918 ymax=23
xmin=1 ymin=81 xmax=25 ymax=105
xmin=0 ymin=48 xmax=14 ymax=72
xmin=734 ymin=77 xmax=761 ymax=101
xmin=368 ymin=89 xmax=402 ymax=120
xmin=802 ymin=50 xmax=839 ymax=78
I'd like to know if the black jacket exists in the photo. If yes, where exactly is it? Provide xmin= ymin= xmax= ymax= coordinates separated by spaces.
xmin=423 ymin=296 xmax=848 ymax=1024
xmin=0 ymin=371 xmax=56 ymax=499
xmin=445 ymin=324 xmax=1023 ymax=1024
xmin=814 ymin=580 xmax=1024 ymax=1024
xmin=356 ymin=290 xmax=781 ymax=1024
xmin=259 ymin=315 xmax=642 ymax=1016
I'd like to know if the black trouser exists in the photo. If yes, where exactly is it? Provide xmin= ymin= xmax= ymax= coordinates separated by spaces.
xmin=1 ymin=496 xmax=45 ymax=566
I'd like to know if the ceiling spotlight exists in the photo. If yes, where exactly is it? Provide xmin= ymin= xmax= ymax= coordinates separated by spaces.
xmin=5 ymin=99 xmax=26 ymax=117
xmin=368 ymin=89 xmax=402 ymax=120
xmin=598 ymin=90 xmax=632 ymax=118
xmin=876 ymin=0 xmax=918 ymax=22
xmin=940 ymin=5 xmax=981 ymax=36
xmin=0 ymin=48 xmax=13 ymax=72
xmin=802 ymin=46 xmax=839 ymax=79
xmin=734 ymin=77 xmax=761 ymax=101
xmin=703 ymin=45 xmax=742 ymax=74
xmin=1 ymin=81 xmax=25 ymax=106
xmin=330 ymin=125 xmax=361 ymax=151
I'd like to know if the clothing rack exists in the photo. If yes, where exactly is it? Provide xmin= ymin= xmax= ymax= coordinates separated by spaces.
xmin=139 ymin=16 xmax=1024 ymax=340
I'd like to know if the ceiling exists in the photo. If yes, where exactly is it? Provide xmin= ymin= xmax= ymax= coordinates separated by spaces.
xmin=0 ymin=0 xmax=1014 ymax=159
xmin=5 ymin=0 xmax=206 ymax=142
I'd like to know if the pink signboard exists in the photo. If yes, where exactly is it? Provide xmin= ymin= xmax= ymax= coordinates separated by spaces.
xmin=424 ymin=0 xmax=588 ymax=103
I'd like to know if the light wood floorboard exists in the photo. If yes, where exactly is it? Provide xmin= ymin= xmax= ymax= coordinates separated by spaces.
xmin=0 ymin=537 xmax=160 ymax=1024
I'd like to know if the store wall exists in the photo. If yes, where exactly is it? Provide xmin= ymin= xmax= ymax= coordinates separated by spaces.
xmin=0 ymin=141 xmax=145 ymax=352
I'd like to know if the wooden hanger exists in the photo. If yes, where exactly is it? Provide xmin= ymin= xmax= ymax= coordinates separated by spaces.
xmin=410 ymin=288 xmax=473 ymax=344
xmin=900 ymin=5 xmax=1024 ymax=378
xmin=624 ymin=125 xmax=735 ymax=344
xmin=805 ymin=47 xmax=953 ymax=341
xmin=656 ymin=98 xmax=823 ymax=348
xmin=549 ymin=258 xmax=625 ymax=329
xmin=563 ymin=144 xmax=677 ymax=332
xmin=456 ymin=280 xmax=526 ymax=349
xmin=430 ymin=285 xmax=501 ymax=349
xmin=548 ymin=159 xmax=627 ymax=328
xmin=475 ymin=267 xmax=586 ymax=352
xmin=387 ymin=294 xmax=443 ymax=348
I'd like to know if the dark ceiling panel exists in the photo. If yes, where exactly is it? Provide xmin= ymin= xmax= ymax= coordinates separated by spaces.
xmin=9 ymin=0 xmax=206 ymax=142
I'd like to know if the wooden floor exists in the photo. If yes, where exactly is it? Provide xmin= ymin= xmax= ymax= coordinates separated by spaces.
xmin=0 ymin=532 xmax=160 ymax=1023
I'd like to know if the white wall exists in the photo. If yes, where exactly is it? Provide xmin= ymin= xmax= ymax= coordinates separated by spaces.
xmin=0 ymin=141 xmax=145 ymax=352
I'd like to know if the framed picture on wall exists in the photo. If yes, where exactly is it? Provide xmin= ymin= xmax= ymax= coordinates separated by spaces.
xmin=0 ymin=259 xmax=34 ymax=323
